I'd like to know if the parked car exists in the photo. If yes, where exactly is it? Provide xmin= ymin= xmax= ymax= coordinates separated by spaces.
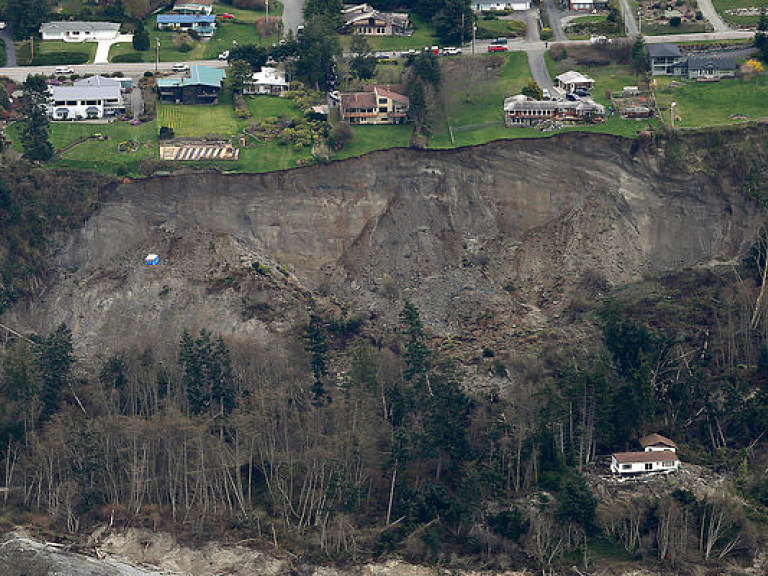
xmin=574 ymin=88 xmax=590 ymax=97
xmin=565 ymin=93 xmax=579 ymax=101
xmin=0 ymin=22 xmax=6 ymax=29
xmin=542 ymin=88 xmax=551 ymax=100
xmin=55 ymin=66 xmax=74 ymax=75
xmin=492 ymin=37 xmax=508 ymax=45
xmin=442 ymin=46 xmax=461 ymax=55
xmin=219 ymin=12 xmax=235 ymax=18
xmin=424 ymin=45 xmax=439 ymax=54
xmin=487 ymin=44 xmax=508 ymax=52
xmin=218 ymin=50 xmax=230 ymax=60
xmin=172 ymin=63 xmax=190 ymax=72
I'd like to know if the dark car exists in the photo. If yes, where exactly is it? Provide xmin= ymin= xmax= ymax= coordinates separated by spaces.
xmin=574 ymin=89 xmax=590 ymax=97
xmin=565 ymin=93 xmax=579 ymax=101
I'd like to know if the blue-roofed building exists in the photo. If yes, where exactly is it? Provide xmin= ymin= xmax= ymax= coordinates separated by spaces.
xmin=156 ymin=13 xmax=216 ymax=36
xmin=157 ymin=66 xmax=226 ymax=104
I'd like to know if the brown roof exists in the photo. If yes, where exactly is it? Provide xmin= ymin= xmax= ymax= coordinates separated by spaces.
xmin=340 ymin=91 xmax=376 ymax=109
xmin=376 ymin=87 xmax=409 ymax=105
xmin=639 ymin=433 xmax=677 ymax=449
xmin=612 ymin=450 xmax=679 ymax=464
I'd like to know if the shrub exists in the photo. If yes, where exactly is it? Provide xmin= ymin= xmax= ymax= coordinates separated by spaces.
xmin=143 ymin=70 xmax=154 ymax=77
xmin=178 ymin=42 xmax=193 ymax=53
xmin=158 ymin=126 xmax=175 ymax=140
xmin=669 ymin=15 xmax=682 ymax=26
xmin=550 ymin=43 xmax=567 ymax=60
xmin=133 ymin=28 xmax=150 ymax=51
xmin=233 ymin=0 xmax=265 ymax=8
xmin=328 ymin=122 xmax=353 ymax=151
xmin=32 ymin=52 xmax=89 ymax=65
xmin=540 ymin=27 xmax=553 ymax=40
xmin=695 ymin=10 xmax=703 ymax=19
xmin=113 ymin=52 xmax=145 ymax=63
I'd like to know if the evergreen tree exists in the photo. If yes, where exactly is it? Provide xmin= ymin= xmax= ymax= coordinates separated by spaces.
xmin=295 ymin=17 xmax=340 ymax=89
xmin=350 ymin=35 xmax=377 ymax=80
xmin=37 ymin=323 xmax=74 ymax=423
xmin=6 ymin=0 xmax=48 ymax=39
xmin=631 ymin=36 xmax=647 ymax=76
xmin=304 ymin=313 xmax=330 ymax=402
xmin=432 ymin=0 xmax=473 ymax=46
xmin=179 ymin=329 xmax=236 ymax=416
xmin=132 ymin=24 xmax=151 ymax=51
xmin=21 ymin=75 xmax=53 ymax=162
xmin=400 ymin=300 xmax=431 ymax=386
xmin=407 ymin=78 xmax=427 ymax=132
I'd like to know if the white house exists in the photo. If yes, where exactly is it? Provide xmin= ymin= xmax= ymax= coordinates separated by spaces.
xmin=40 ymin=21 xmax=120 ymax=42
xmin=472 ymin=1 xmax=532 ymax=11
xmin=172 ymin=0 xmax=214 ymax=14
xmin=244 ymin=66 xmax=289 ymax=95
xmin=639 ymin=433 xmax=677 ymax=453
xmin=611 ymin=450 xmax=680 ymax=475
xmin=554 ymin=70 xmax=595 ymax=93
xmin=48 ymin=84 xmax=124 ymax=120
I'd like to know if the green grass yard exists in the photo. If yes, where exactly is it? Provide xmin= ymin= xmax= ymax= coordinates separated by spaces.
xmin=157 ymin=92 xmax=242 ymax=137
xmin=16 ymin=39 xmax=97 ymax=65
xmin=335 ymin=124 xmax=412 ymax=159
xmin=654 ymin=75 xmax=768 ymax=128
xmin=475 ymin=18 xmax=527 ymax=39
xmin=639 ymin=22 xmax=710 ymax=35
xmin=711 ymin=0 xmax=768 ymax=25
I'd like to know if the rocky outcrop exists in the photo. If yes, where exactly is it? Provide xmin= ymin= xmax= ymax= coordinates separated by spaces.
xmin=3 ymin=133 xmax=761 ymax=364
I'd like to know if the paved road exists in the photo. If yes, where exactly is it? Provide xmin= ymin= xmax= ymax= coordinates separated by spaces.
xmin=696 ymin=0 xmax=730 ymax=32
xmin=543 ymin=0 xmax=567 ymax=42
xmin=644 ymin=30 xmax=753 ymax=42
xmin=0 ymin=60 xmax=227 ymax=82
xmin=280 ymin=0 xmax=305 ymax=36
xmin=0 ymin=27 xmax=17 ymax=67
xmin=527 ymin=48 xmax=554 ymax=90
xmin=619 ymin=0 xmax=640 ymax=36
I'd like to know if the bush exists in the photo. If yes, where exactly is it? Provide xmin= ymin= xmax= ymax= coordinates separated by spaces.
xmin=669 ymin=15 xmax=682 ymax=26
xmin=113 ymin=52 xmax=145 ymax=63
xmin=540 ymin=27 xmax=553 ymax=40
xmin=233 ymin=0 xmax=265 ymax=8
xmin=32 ymin=52 xmax=89 ymax=65
xmin=133 ymin=28 xmax=150 ymax=51
xmin=328 ymin=122 xmax=353 ymax=151
xmin=695 ymin=10 xmax=703 ymax=19
xmin=144 ymin=71 xmax=154 ymax=77
xmin=178 ymin=42 xmax=193 ymax=53
xmin=158 ymin=126 xmax=175 ymax=140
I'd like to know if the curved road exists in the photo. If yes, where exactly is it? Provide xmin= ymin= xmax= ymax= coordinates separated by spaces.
xmin=543 ymin=0 xmax=567 ymax=42
xmin=697 ymin=0 xmax=730 ymax=32
xmin=619 ymin=0 xmax=639 ymax=36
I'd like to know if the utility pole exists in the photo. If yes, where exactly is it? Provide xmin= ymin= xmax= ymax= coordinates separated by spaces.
xmin=155 ymin=38 xmax=160 ymax=73
xmin=29 ymin=36 xmax=34 ymax=62
xmin=472 ymin=24 xmax=476 ymax=55
xmin=638 ymin=10 xmax=642 ymax=35
xmin=670 ymin=101 xmax=676 ymax=130
xmin=461 ymin=13 xmax=465 ymax=46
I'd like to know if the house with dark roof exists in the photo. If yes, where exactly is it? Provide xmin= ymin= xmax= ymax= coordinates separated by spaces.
xmin=157 ymin=14 xmax=217 ymax=36
xmin=340 ymin=85 xmax=409 ymax=124
xmin=157 ymin=66 xmax=226 ymax=104
xmin=647 ymin=43 xmax=685 ymax=76
xmin=40 ymin=21 xmax=120 ymax=42
xmin=503 ymin=94 xmax=605 ymax=127
xmin=686 ymin=55 xmax=736 ymax=80
xmin=340 ymin=4 xmax=411 ymax=36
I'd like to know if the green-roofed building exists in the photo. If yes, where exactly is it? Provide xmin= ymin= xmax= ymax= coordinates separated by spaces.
xmin=157 ymin=66 xmax=226 ymax=104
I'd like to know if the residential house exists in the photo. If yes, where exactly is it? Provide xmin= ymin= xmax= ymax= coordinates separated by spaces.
xmin=74 ymin=74 xmax=133 ymax=92
xmin=568 ymin=0 xmax=595 ymax=11
xmin=40 ymin=21 xmax=120 ymax=42
xmin=157 ymin=65 xmax=226 ymax=104
xmin=340 ymin=85 xmax=409 ymax=124
xmin=172 ymin=0 xmax=214 ymax=15
xmin=686 ymin=55 xmax=736 ymax=80
xmin=646 ymin=43 xmax=685 ymax=76
xmin=610 ymin=451 xmax=681 ymax=475
xmin=244 ymin=66 xmax=289 ymax=95
xmin=156 ymin=14 xmax=217 ymax=36
xmin=472 ymin=1 xmax=532 ymax=11
xmin=48 ymin=84 xmax=124 ymax=120
xmin=640 ymin=433 xmax=677 ymax=452
xmin=554 ymin=70 xmax=595 ymax=93
xmin=340 ymin=4 xmax=411 ymax=36
xmin=503 ymin=94 xmax=605 ymax=127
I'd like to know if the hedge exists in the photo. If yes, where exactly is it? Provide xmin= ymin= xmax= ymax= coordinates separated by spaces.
xmin=112 ymin=52 xmax=146 ymax=63
xmin=32 ymin=52 xmax=89 ymax=65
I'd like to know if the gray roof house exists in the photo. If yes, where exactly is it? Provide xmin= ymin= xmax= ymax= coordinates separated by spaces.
xmin=74 ymin=74 xmax=133 ymax=91
xmin=647 ymin=43 xmax=685 ymax=76
xmin=686 ymin=55 xmax=736 ymax=80
xmin=40 ymin=21 xmax=120 ymax=41
xmin=48 ymin=84 xmax=124 ymax=120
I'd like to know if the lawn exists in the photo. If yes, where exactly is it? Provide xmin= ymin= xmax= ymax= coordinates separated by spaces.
xmin=430 ymin=51 xmax=534 ymax=147
xmin=342 ymin=14 xmax=438 ymax=51
xmin=16 ymin=39 xmax=97 ymax=66
xmin=711 ymin=0 xmax=768 ymax=25
xmin=246 ymin=95 xmax=303 ymax=120
xmin=475 ymin=18 xmax=527 ymax=39
xmin=212 ymin=1 xmax=283 ymax=22
xmin=653 ymin=75 xmax=768 ymax=129
xmin=640 ymin=22 xmax=710 ymax=35
xmin=334 ymin=124 xmax=413 ymax=159
xmin=157 ymin=93 xmax=242 ymax=137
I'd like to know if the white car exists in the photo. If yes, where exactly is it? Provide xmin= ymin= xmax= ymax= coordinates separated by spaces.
xmin=218 ymin=50 xmax=230 ymax=60
xmin=0 ymin=22 xmax=6 ymax=30
xmin=442 ymin=46 xmax=461 ymax=55
xmin=55 ymin=66 xmax=74 ymax=75
xmin=172 ymin=63 xmax=190 ymax=72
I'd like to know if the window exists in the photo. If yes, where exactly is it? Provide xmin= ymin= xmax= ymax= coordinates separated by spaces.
xmin=663 ymin=461 xmax=675 ymax=467
xmin=378 ymin=98 xmax=387 ymax=105
xmin=645 ymin=463 xmax=653 ymax=470
xmin=621 ymin=464 xmax=631 ymax=470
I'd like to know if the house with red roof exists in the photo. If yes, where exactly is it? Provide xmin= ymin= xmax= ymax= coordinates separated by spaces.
xmin=340 ymin=85 xmax=409 ymax=125
xmin=610 ymin=433 xmax=681 ymax=476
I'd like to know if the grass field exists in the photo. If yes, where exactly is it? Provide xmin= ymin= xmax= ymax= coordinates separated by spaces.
xmin=654 ymin=75 xmax=768 ymax=128
xmin=246 ymin=95 xmax=303 ymax=120
xmin=343 ymin=14 xmax=438 ymax=51
xmin=712 ymin=0 xmax=768 ymax=25
xmin=335 ymin=124 xmax=413 ymax=159
xmin=16 ymin=40 xmax=97 ymax=65
xmin=158 ymin=94 xmax=242 ymax=137
xmin=640 ymin=22 xmax=710 ymax=35
xmin=475 ymin=18 xmax=527 ymax=39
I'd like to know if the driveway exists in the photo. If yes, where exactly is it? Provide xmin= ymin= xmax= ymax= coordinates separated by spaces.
xmin=527 ymin=48 xmax=553 ymax=90
xmin=280 ymin=0 xmax=305 ymax=36
xmin=94 ymin=34 xmax=133 ymax=64
xmin=543 ymin=0 xmax=567 ymax=41
xmin=619 ymin=0 xmax=639 ymax=36
xmin=0 ymin=27 xmax=17 ymax=67
xmin=696 ymin=0 xmax=729 ymax=32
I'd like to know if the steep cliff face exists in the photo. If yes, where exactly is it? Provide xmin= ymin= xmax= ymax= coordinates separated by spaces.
xmin=4 ymin=133 xmax=760 ymax=362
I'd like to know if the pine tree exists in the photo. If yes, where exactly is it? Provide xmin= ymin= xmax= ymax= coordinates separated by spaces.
xmin=37 ymin=323 xmax=74 ymax=423
xmin=21 ymin=75 xmax=53 ymax=162
xmin=400 ymin=300 xmax=431 ymax=386
xmin=304 ymin=313 xmax=330 ymax=402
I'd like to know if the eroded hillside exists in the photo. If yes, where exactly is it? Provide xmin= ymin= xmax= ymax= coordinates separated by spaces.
xmin=5 ymin=132 xmax=761 ymax=367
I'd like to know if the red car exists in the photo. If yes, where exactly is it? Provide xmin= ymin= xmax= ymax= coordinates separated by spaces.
xmin=219 ymin=12 xmax=235 ymax=18
xmin=488 ymin=44 xmax=508 ymax=52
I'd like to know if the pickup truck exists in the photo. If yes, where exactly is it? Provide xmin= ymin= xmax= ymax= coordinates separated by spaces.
xmin=487 ymin=44 xmax=508 ymax=52
xmin=442 ymin=46 xmax=462 ymax=55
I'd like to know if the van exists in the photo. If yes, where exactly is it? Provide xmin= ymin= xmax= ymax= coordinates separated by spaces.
xmin=55 ymin=66 xmax=74 ymax=75
xmin=172 ymin=63 xmax=190 ymax=72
